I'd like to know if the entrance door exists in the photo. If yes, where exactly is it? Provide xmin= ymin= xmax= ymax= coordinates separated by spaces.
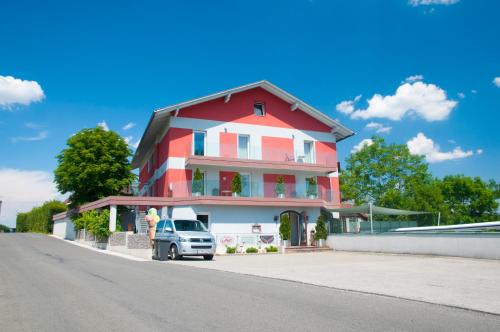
xmin=282 ymin=211 xmax=304 ymax=247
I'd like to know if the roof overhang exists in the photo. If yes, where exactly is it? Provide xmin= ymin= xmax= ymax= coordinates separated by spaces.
xmin=132 ymin=80 xmax=355 ymax=169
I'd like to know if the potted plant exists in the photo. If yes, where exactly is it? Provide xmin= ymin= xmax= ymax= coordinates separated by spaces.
xmin=307 ymin=177 xmax=317 ymax=199
xmin=279 ymin=213 xmax=291 ymax=247
xmin=192 ymin=168 xmax=204 ymax=196
xmin=315 ymin=215 xmax=328 ymax=247
xmin=275 ymin=176 xmax=286 ymax=198
xmin=232 ymin=173 xmax=242 ymax=197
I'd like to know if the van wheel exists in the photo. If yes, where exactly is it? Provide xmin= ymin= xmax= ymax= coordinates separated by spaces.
xmin=170 ymin=244 xmax=181 ymax=260
xmin=203 ymin=255 xmax=214 ymax=261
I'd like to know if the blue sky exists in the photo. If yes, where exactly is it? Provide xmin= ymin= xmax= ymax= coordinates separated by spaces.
xmin=0 ymin=0 xmax=499 ymax=226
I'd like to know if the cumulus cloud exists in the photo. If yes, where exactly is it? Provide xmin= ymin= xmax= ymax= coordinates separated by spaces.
xmin=457 ymin=92 xmax=465 ymax=99
xmin=97 ymin=121 xmax=109 ymax=131
xmin=336 ymin=95 xmax=361 ymax=115
xmin=0 ymin=75 xmax=45 ymax=109
xmin=365 ymin=122 xmax=392 ymax=134
xmin=476 ymin=149 xmax=483 ymax=155
xmin=0 ymin=168 xmax=62 ymax=228
xmin=341 ymin=81 xmax=457 ymax=122
xmin=351 ymin=139 xmax=373 ymax=154
xmin=11 ymin=131 xmax=48 ymax=143
xmin=407 ymin=133 xmax=474 ymax=163
xmin=122 ymin=122 xmax=136 ymax=131
xmin=493 ymin=77 xmax=500 ymax=88
xmin=409 ymin=0 xmax=459 ymax=6
xmin=404 ymin=74 xmax=424 ymax=83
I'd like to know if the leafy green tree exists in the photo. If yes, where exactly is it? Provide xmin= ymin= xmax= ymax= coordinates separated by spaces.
xmin=314 ymin=215 xmax=328 ymax=240
xmin=54 ymin=127 xmax=135 ymax=207
xmin=16 ymin=212 xmax=29 ymax=232
xmin=279 ymin=213 xmax=291 ymax=241
xmin=341 ymin=136 xmax=431 ymax=205
xmin=15 ymin=201 xmax=66 ymax=233
xmin=192 ymin=168 xmax=204 ymax=194
xmin=232 ymin=173 xmax=242 ymax=195
xmin=439 ymin=175 xmax=498 ymax=224
xmin=0 ymin=224 xmax=11 ymax=232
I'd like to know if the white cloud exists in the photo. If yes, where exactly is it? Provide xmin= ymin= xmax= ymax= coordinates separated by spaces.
xmin=476 ymin=149 xmax=483 ymax=155
xmin=365 ymin=122 xmax=392 ymax=134
xmin=409 ymin=0 xmax=459 ymax=6
xmin=404 ymin=74 xmax=424 ymax=83
xmin=351 ymin=139 xmax=373 ymax=154
xmin=347 ymin=81 xmax=457 ymax=122
xmin=471 ymin=89 xmax=477 ymax=94
xmin=493 ymin=77 xmax=500 ymax=88
xmin=97 ymin=121 xmax=109 ymax=131
xmin=122 ymin=122 xmax=136 ymax=131
xmin=131 ymin=139 xmax=141 ymax=149
xmin=336 ymin=95 xmax=361 ymax=115
xmin=448 ymin=139 xmax=456 ymax=144
xmin=457 ymin=92 xmax=465 ymax=99
xmin=0 ymin=168 xmax=62 ymax=228
xmin=407 ymin=133 xmax=474 ymax=163
xmin=11 ymin=131 xmax=48 ymax=143
xmin=0 ymin=75 xmax=45 ymax=109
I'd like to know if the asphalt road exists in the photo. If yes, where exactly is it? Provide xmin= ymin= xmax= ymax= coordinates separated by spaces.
xmin=1 ymin=234 xmax=499 ymax=332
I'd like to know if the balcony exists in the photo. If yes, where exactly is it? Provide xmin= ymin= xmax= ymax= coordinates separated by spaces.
xmin=157 ymin=179 xmax=341 ymax=208
xmin=186 ymin=141 xmax=337 ymax=174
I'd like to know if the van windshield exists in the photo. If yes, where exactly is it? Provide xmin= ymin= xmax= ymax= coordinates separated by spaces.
xmin=173 ymin=220 xmax=207 ymax=232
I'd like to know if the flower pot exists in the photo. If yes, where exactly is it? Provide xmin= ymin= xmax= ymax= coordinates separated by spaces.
xmin=232 ymin=192 xmax=240 ymax=197
xmin=193 ymin=192 xmax=202 ymax=197
xmin=282 ymin=239 xmax=290 ymax=247
xmin=277 ymin=193 xmax=285 ymax=199
xmin=317 ymin=239 xmax=325 ymax=247
xmin=308 ymin=194 xmax=316 ymax=199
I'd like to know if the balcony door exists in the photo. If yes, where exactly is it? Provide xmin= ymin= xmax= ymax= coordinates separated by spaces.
xmin=304 ymin=141 xmax=314 ymax=163
xmin=240 ymin=173 xmax=251 ymax=197
xmin=193 ymin=131 xmax=206 ymax=156
xmin=238 ymin=135 xmax=249 ymax=159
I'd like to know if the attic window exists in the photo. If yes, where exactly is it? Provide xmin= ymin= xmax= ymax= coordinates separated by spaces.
xmin=253 ymin=102 xmax=265 ymax=116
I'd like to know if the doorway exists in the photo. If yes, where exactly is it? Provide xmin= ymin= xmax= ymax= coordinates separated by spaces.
xmin=280 ymin=210 xmax=306 ymax=246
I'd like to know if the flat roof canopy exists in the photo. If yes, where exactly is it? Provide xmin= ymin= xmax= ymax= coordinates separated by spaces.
xmin=328 ymin=204 xmax=433 ymax=216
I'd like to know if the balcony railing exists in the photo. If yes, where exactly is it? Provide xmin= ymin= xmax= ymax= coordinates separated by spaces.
xmin=193 ymin=141 xmax=337 ymax=167
xmin=164 ymin=179 xmax=340 ymax=203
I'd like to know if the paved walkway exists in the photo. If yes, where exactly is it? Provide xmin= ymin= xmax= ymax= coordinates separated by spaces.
xmin=171 ymin=251 xmax=500 ymax=315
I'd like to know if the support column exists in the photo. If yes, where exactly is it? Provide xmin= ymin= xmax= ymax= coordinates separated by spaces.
xmin=160 ymin=206 xmax=168 ymax=220
xmin=109 ymin=205 xmax=117 ymax=232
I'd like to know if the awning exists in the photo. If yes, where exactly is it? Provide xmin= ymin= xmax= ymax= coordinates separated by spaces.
xmin=328 ymin=204 xmax=433 ymax=216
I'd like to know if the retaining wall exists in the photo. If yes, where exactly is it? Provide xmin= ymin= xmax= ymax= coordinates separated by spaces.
xmin=327 ymin=233 xmax=500 ymax=260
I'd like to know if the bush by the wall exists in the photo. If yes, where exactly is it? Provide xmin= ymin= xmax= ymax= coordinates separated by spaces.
xmin=279 ymin=214 xmax=291 ymax=241
xmin=226 ymin=246 xmax=236 ymax=254
xmin=246 ymin=247 xmax=258 ymax=254
xmin=265 ymin=245 xmax=278 ymax=253
xmin=74 ymin=209 xmax=111 ymax=240
xmin=16 ymin=200 xmax=67 ymax=233
xmin=315 ymin=215 xmax=328 ymax=240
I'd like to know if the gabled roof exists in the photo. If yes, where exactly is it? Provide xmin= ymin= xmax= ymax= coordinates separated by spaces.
xmin=132 ymin=80 xmax=355 ymax=168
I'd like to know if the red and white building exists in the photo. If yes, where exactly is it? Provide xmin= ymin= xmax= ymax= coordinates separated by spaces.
xmin=131 ymin=81 xmax=354 ymax=252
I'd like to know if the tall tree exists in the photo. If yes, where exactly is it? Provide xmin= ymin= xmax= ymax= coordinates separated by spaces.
xmin=439 ymin=175 xmax=499 ymax=224
xmin=341 ymin=136 xmax=431 ymax=205
xmin=54 ymin=127 xmax=135 ymax=207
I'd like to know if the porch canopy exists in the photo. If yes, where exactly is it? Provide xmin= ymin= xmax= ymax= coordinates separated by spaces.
xmin=327 ymin=204 xmax=435 ymax=234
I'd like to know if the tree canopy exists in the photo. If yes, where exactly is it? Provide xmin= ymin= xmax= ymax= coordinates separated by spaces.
xmin=341 ymin=136 xmax=499 ymax=225
xmin=54 ymin=127 xmax=135 ymax=207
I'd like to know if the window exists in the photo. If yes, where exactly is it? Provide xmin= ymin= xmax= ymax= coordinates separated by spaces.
xmin=254 ymin=102 xmax=265 ymax=116
xmin=304 ymin=141 xmax=314 ymax=163
xmin=156 ymin=220 xmax=165 ymax=233
xmin=165 ymin=220 xmax=173 ymax=232
xmin=196 ymin=214 xmax=210 ymax=229
xmin=193 ymin=131 xmax=206 ymax=156
xmin=238 ymin=135 xmax=249 ymax=159
xmin=173 ymin=219 xmax=207 ymax=232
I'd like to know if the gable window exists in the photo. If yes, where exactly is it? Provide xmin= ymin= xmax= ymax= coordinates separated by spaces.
xmin=253 ymin=102 xmax=265 ymax=116
xmin=238 ymin=135 xmax=250 ymax=159
xmin=193 ymin=131 xmax=206 ymax=156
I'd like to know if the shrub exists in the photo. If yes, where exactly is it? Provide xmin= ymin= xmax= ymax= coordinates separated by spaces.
xmin=279 ymin=213 xmax=291 ymax=240
xmin=16 ymin=212 xmax=29 ymax=232
xmin=275 ymin=176 xmax=285 ymax=196
xmin=75 ymin=209 xmax=111 ymax=240
xmin=226 ymin=246 xmax=237 ymax=254
xmin=246 ymin=247 xmax=258 ymax=254
xmin=232 ymin=173 xmax=242 ymax=195
xmin=16 ymin=200 xmax=67 ymax=233
xmin=315 ymin=215 xmax=328 ymax=240
xmin=265 ymin=245 xmax=278 ymax=253
xmin=192 ymin=168 xmax=204 ymax=194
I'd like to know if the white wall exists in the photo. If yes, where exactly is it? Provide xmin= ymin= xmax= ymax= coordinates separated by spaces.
xmin=53 ymin=218 xmax=75 ymax=240
xmin=327 ymin=233 xmax=500 ymax=260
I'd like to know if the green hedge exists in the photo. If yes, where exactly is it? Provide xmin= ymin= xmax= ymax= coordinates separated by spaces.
xmin=16 ymin=201 xmax=67 ymax=233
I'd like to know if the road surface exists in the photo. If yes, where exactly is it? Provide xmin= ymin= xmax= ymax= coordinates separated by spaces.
xmin=1 ymin=233 xmax=499 ymax=331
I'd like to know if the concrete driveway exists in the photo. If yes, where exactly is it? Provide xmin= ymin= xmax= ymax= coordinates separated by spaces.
xmin=170 ymin=251 xmax=500 ymax=315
